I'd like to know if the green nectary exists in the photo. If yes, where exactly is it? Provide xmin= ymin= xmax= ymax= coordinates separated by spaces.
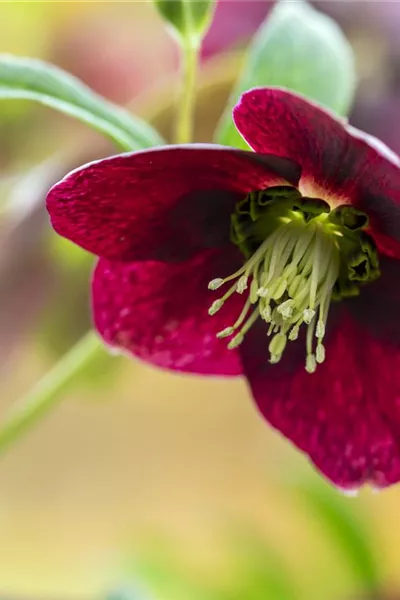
xmin=208 ymin=186 xmax=380 ymax=373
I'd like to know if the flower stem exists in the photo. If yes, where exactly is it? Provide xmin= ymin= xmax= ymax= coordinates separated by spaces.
xmin=175 ymin=35 xmax=199 ymax=144
xmin=0 ymin=331 xmax=102 ymax=455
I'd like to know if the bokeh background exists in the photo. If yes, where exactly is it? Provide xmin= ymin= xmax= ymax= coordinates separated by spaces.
xmin=1 ymin=1 xmax=400 ymax=598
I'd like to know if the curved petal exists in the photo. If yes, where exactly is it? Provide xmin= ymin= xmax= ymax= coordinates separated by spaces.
xmin=47 ymin=144 xmax=300 ymax=263
xmin=239 ymin=307 xmax=400 ymax=489
xmin=92 ymin=247 xmax=245 ymax=375
xmin=233 ymin=88 xmax=400 ymax=255
xmin=348 ymin=256 xmax=400 ymax=346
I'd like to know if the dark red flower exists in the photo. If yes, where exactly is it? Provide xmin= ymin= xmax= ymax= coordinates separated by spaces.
xmin=46 ymin=88 xmax=400 ymax=491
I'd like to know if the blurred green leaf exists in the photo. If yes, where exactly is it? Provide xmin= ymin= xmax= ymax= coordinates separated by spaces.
xmin=0 ymin=331 xmax=104 ymax=455
xmin=153 ymin=0 xmax=215 ymax=47
xmin=224 ymin=527 xmax=296 ymax=600
xmin=216 ymin=0 xmax=356 ymax=149
xmin=0 ymin=54 xmax=165 ymax=151
xmin=298 ymin=481 xmax=381 ymax=592
xmin=123 ymin=530 xmax=295 ymax=600
xmin=106 ymin=586 xmax=152 ymax=600
xmin=132 ymin=552 xmax=217 ymax=600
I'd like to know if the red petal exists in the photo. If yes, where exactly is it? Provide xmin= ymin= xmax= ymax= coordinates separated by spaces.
xmin=240 ymin=308 xmax=400 ymax=490
xmin=349 ymin=256 xmax=400 ymax=345
xmin=233 ymin=88 xmax=400 ymax=256
xmin=92 ymin=248 xmax=245 ymax=375
xmin=47 ymin=144 xmax=300 ymax=262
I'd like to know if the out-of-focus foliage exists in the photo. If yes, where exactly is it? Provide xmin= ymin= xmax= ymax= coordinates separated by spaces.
xmin=296 ymin=478 xmax=380 ymax=593
xmin=0 ymin=54 xmax=164 ymax=151
xmin=0 ymin=1 xmax=399 ymax=600
xmin=217 ymin=0 xmax=356 ymax=148
xmin=153 ymin=0 xmax=216 ymax=47
xmin=108 ymin=473 xmax=382 ymax=600
xmin=119 ymin=530 xmax=295 ymax=600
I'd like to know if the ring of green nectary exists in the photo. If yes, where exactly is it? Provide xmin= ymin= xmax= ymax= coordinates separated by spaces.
xmin=230 ymin=186 xmax=381 ymax=299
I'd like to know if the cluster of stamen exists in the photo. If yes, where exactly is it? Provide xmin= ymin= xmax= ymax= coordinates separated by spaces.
xmin=207 ymin=187 xmax=379 ymax=373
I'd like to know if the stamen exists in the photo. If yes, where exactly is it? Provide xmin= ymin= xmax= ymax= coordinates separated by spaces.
xmin=227 ymin=333 xmax=244 ymax=349
xmin=305 ymin=313 xmax=317 ymax=373
xmin=264 ymin=225 xmax=294 ymax=285
xmin=262 ymin=305 xmax=272 ymax=322
xmin=208 ymin=299 xmax=224 ymax=315
xmin=308 ymin=226 xmax=323 ymax=309
xmin=316 ymin=343 xmax=325 ymax=364
xmin=315 ymin=321 xmax=325 ymax=339
xmin=257 ymin=287 xmax=269 ymax=298
xmin=270 ymin=354 xmax=282 ymax=364
xmin=270 ymin=277 xmax=287 ymax=300
xmin=236 ymin=276 xmax=248 ymax=294
xmin=288 ymin=274 xmax=303 ymax=298
xmin=216 ymin=327 xmax=234 ymax=338
xmin=250 ymin=267 xmax=260 ymax=303
xmin=303 ymin=308 xmax=315 ymax=324
xmin=208 ymin=195 xmax=366 ymax=373
xmin=232 ymin=296 xmax=252 ymax=329
xmin=306 ymin=353 xmax=317 ymax=373
xmin=208 ymin=278 xmax=224 ymax=290
xmin=277 ymin=299 xmax=295 ymax=320
xmin=269 ymin=333 xmax=287 ymax=361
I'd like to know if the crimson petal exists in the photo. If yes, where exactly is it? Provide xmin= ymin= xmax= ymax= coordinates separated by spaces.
xmin=348 ymin=256 xmax=400 ymax=346
xmin=233 ymin=88 xmax=400 ymax=256
xmin=47 ymin=144 xmax=300 ymax=263
xmin=240 ymin=310 xmax=400 ymax=489
xmin=92 ymin=247 xmax=245 ymax=375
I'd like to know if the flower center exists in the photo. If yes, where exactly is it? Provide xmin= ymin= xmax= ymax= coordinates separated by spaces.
xmin=208 ymin=186 xmax=380 ymax=373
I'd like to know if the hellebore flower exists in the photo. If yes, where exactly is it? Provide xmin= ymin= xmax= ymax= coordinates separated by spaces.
xmin=46 ymin=88 xmax=400 ymax=491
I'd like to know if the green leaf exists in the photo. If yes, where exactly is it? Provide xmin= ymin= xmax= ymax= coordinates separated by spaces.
xmin=225 ymin=528 xmax=296 ymax=600
xmin=0 ymin=54 xmax=165 ymax=151
xmin=216 ymin=0 xmax=356 ymax=149
xmin=153 ymin=0 xmax=215 ymax=47
xmin=298 ymin=480 xmax=381 ymax=592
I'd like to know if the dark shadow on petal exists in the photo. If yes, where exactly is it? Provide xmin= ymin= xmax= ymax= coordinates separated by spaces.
xmin=347 ymin=256 xmax=400 ymax=347
xmin=357 ymin=180 xmax=400 ymax=245
xmin=155 ymin=189 xmax=241 ymax=262
xmin=239 ymin=304 xmax=344 ymax=385
xmin=250 ymin=152 xmax=302 ymax=187
xmin=151 ymin=153 xmax=301 ymax=262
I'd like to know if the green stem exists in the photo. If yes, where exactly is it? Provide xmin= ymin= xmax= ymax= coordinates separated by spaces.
xmin=0 ymin=331 xmax=102 ymax=454
xmin=175 ymin=37 xmax=199 ymax=144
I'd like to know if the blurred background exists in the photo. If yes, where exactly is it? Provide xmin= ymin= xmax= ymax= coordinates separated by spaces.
xmin=0 ymin=1 xmax=400 ymax=598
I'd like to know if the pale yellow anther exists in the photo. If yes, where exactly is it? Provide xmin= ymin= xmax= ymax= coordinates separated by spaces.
xmin=257 ymin=287 xmax=269 ymax=298
xmin=208 ymin=278 xmax=224 ymax=290
xmin=269 ymin=354 xmax=282 ymax=364
xmin=316 ymin=321 xmax=325 ymax=339
xmin=303 ymin=308 xmax=316 ymax=324
xmin=207 ymin=203 xmax=343 ymax=373
xmin=227 ymin=333 xmax=244 ymax=349
xmin=208 ymin=299 xmax=224 ymax=315
xmin=262 ymin=305 xmax=272 ymax=322
xmin=269 ymin=333 xmax=287 ymax=358
xmin=277 ymin=299 xmax=295 ymax=320
xmin=216 ymin=327 xmax=234 ymax=338
xmin=236 ymin=276 xmax=248 ymax=294
xmin=316 ymin=343 xmax=326 ymax=364
xmin=306 ymin=354 xmax=317 ymax=373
